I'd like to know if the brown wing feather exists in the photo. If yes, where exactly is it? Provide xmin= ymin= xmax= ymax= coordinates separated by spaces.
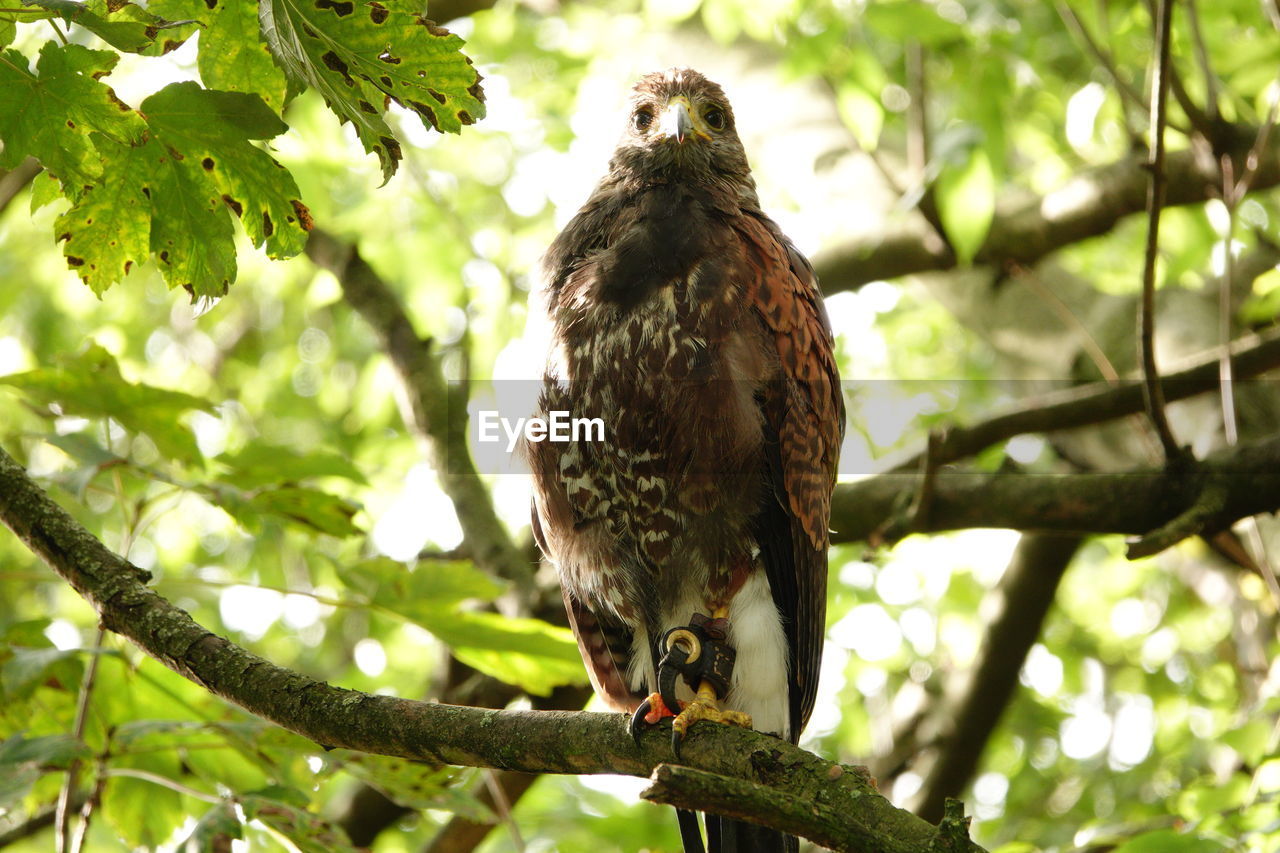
xmin=735 ymin=211 xmax=843 ymax=737
xmin=528 ymin=425 xmax=645 ymax=714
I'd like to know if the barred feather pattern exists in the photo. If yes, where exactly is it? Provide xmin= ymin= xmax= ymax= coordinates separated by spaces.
xmin=526 ymin=68 xmax=843 ymax=741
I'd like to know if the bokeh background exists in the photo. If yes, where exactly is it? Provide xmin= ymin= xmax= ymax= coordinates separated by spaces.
xmin=2 ymin=1 xmax=1279 ymax=851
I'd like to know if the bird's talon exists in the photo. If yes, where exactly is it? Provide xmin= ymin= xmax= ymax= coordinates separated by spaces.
xmin=629 ymin=698 xmax=651 ymax=745
xmin=630 ymin=692 xmax=677 ymax=744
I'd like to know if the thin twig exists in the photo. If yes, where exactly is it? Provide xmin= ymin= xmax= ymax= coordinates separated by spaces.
xmin=55 ymin=627 xmax=106 ymax=853
xmin=67 ymin=757 xmax=108 ymax=853
xmin=1219 ymin=155 xmax=1240 ymax=447
xmin=47 ymin=17 xmax=69 ymax=45
xmin=481 ymin=769 xmax=526 ymax=853
xmin=904 ymin=41 xmax=950 ymax=249
xmin=101 ymin=769 xmax=224 ymax=804
xmin=0 ymin=158 xmax=42 ymax=216
xmin=1231 ymin=84 xmax=1280 ymax=204
xmin=1185 ymin=0 xmax=1219 ymax=120
xmin=1137 ymin=0 xmax=1215 ymax=140
xmin=1214 ymin=132 xmax=1280 ymax=611
xmin=1009 ymin=263 xmax=1120 ymax=384
xmin=879 ymin=325 xmax=1280 ymax=475
xmin=1010 ymin=262 xmax=1166 ymax=465
xmin=1055 ymin=1 xmax=1150 ymax=122
xmin=1137 ymin=0 xmax=1181 ymax=460
xmin=906 ymin=41 xmax=929 ymax=182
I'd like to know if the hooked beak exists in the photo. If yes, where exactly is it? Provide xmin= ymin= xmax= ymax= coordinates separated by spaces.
xmin=660 ymin=97 xmax=694 ymax=144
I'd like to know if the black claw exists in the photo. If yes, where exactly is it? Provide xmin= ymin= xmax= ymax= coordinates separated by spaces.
xmin=671 ymin=725 xmax=684 ymax=760
xmin=630 ymin=697 xmax=652 ymax=745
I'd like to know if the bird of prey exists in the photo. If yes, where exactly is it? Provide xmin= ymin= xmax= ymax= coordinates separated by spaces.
xmin=527 ymin=68 xmax=843 ymax=852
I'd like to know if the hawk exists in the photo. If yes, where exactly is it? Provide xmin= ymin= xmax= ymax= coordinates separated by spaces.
xmin=527 ymin=68 xmax=843 ymax=852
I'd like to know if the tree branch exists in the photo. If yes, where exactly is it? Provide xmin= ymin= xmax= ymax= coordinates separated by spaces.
xmin=0 ymin=157 xmax=40 ymax=218
xmin=1137 ymin=0 xmax=1181 ymax=459
xmin=911 ymin=534 xmax=1082 ymax=822
xmin=830 ymin=431 xmax=1280 ymax=546
xmin=880 ymin=326 xmax=1280 ymax=475
xmin=0 ymin=444 xmax=982 ymax=853
xmin=304 ymin=229 xmax=533 ymax=595
xmin=813 ymin=135 xmax=1280 ymax=293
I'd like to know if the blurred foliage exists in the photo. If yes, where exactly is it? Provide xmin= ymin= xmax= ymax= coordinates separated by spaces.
xmin=1 ymin=0 xmax=1279 ymax=852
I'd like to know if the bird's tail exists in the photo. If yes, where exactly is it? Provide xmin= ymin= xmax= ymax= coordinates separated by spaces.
xmin=678 ymin=810 xmax=797 ymax=853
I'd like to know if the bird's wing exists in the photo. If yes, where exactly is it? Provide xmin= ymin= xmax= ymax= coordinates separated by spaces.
xmin=528 ymin=435 xmax=646 ymax=714
xmin=736 ymin=211 xmax=844 ymax=739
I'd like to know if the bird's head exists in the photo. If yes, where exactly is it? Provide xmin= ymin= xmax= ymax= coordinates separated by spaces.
xmin=609 ymin=68 xmax=754 ymax=191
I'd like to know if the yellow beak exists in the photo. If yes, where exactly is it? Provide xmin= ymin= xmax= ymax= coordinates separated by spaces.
xmin=660 ymin=97 xmax=695 ymax=144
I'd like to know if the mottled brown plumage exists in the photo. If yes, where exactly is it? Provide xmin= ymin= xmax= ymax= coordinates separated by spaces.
xmin=527 ymin=68 xmax=843 ymax=851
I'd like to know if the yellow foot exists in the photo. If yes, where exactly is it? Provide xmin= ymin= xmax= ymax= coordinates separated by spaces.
xmin=670 ymin=694 xmax=751 ymax=756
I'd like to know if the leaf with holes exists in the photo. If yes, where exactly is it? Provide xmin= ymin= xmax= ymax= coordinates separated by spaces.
xmin=259 ymin=0 xmax=485 ymax=180
xmin=54 ymin=134 xmax=151 ymax=294
xmin=0 ymin=42 xmax=144 ymax=190
xmin=146 ymin=134 xmax=238 ymax=299
xmin=139 ymin=82 xmax=312 ymax=294
xmin=23 ymin=0 xmax=196 ymax=54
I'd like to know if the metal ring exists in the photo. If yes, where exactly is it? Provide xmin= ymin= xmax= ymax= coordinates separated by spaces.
xmin=663 ymin=628 xmax=702 ymax=665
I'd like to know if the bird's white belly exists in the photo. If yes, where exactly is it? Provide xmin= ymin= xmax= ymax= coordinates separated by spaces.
xmin=627 ymin=570 xmax=791 ymax=739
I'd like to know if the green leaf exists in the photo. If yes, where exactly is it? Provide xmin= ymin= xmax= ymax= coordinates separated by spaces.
xmin=0 ymin=15 xmax=15 ymax=48
xmin=935 ymin=146 xmax=995 ymax=265
xmin=334 ymin=757 xmax=492 ymax=822
xmin=0 ymin=733 xmax=91 ymax=813
xmin=420 ymin=611 xmax=580 ymax=661
xmin=408 ymin=610 xmax=586 ymax=696
xmin=198 ymin=0 xmax=290 ymax=111
xmin=0 ymin=732 xmax=90 ymax=768
xmin=862 ymin=0 xmax=964 ymax=44
xmin=0 ymin=646 xmax=84 ymax=701
xmin=351 ymin=560 xmax=582 ymax=693
xmin=1220 ymin=717 xmax=1273 ymax=765
xmin=216 ymin=442 xmax=366 ymax=489
xmin=1177 ymin=773 xmax=1251 ymax=820
xmin=0 ymin=42 xmax=144 ymax=188
xmin=142 ymin=82 xmax=311 ymax=265
xmin=54 ymin=133 xmax=151 ymax=294
xmin=0 ymin=343 xmax=215 ymax=461
xmin=247 ymin=485 xmax=361 ymax=536
xmin=1111 ymin=829 xmax=1225 ymax=853
xmin=146 ymin=134 xmax=238 ymax=298
xmin=240 ymin=787 xmax=359 ymax=853
xmin=102 ymin=752 xmax=190 ymax=849
xmin=183 ymin=801 xmax=244 ymax=852
xmin=837 ymin=83 xmax=883 ymax=152
xmin=29 ymin=169 xmax=62 ymax=212
xmin=23 ymin=0 xmax=196 ymax=54
xmin=220 ymin=481 xmax=360 ymax=535
xmin=44 ymin=429 xmax=117 ymax=468
xmin=347 ymin=557 xmax=505 ymax=605
xmin=113 ymin=720 xmax=270 ymax=793
xmin=451 ymin=644 xmax=588 ymax=696
xmin=259 ymin=0 xmax=485 ymax=180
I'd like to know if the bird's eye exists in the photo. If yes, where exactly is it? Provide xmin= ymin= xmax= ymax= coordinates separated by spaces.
xmin=633 ymin=107 xmax=654 ymax=132
xmin=703 ymin=107 xmax=726 ymax=131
